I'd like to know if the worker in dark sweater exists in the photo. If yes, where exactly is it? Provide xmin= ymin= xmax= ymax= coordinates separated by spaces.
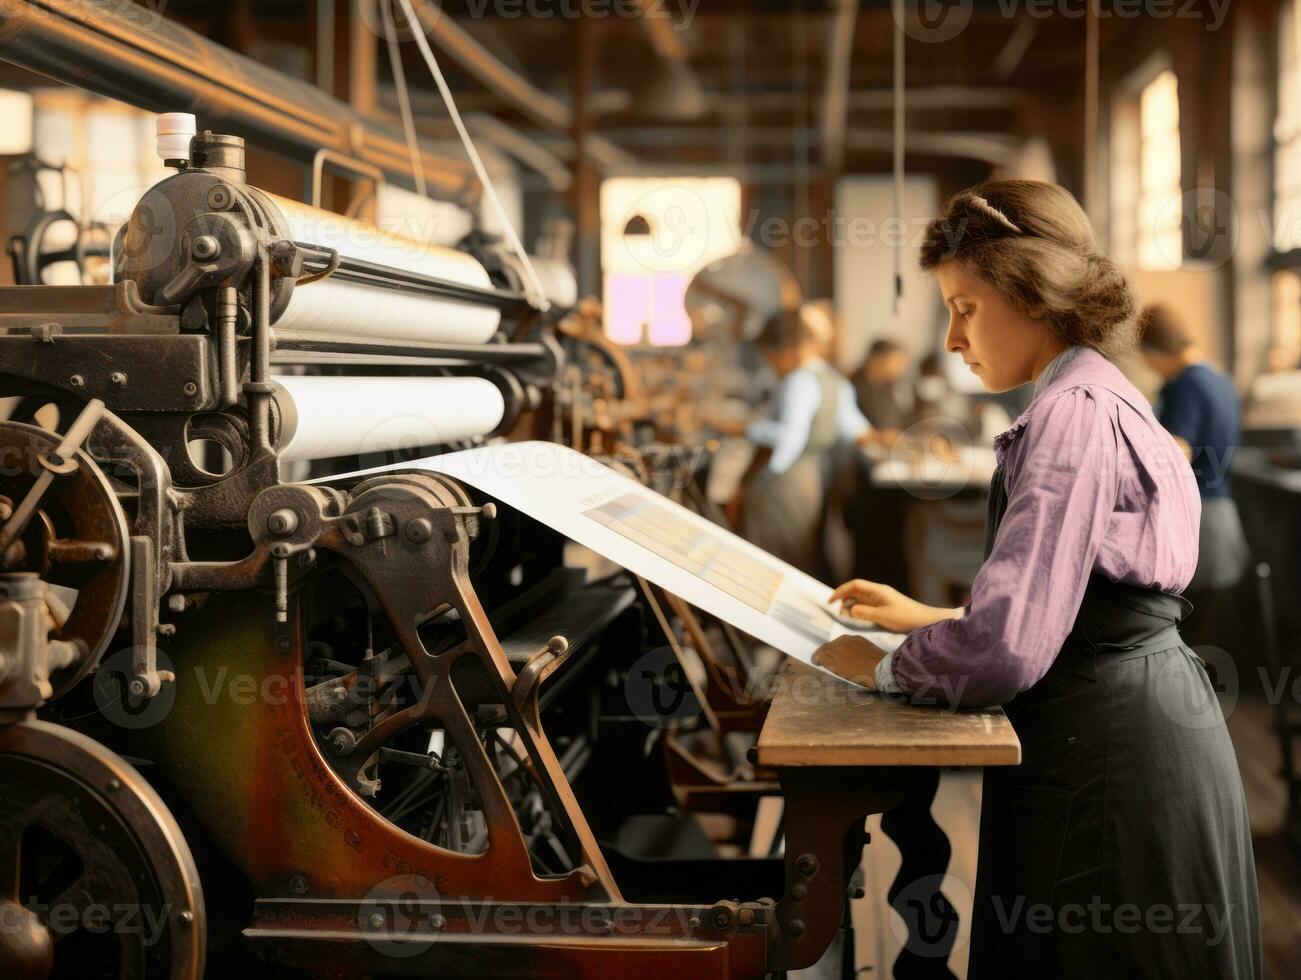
xmin=1140 ymin=304 xmax=1249 ymax=646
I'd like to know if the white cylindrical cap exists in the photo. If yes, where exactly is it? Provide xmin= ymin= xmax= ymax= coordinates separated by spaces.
xmin=156 ymin=112 xmax=196 ymax=164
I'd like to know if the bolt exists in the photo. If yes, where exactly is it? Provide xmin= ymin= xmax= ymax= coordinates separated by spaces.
xmin=156 ymin=623 xmax=176 ymax=637
xmin=109 ymin=371 xmax=127 ymax=386
xmin=481 ymin=502 xmax=497 ymax=520
xmin=191 ymin=235 xmax=220 ymax=260
xmin=182 ymin=381 xmax=198 ymax=396
xmin=274 ymin=635 xmax=290 ymax=653
xmin=688 ymin=916 xmax=701 ymax=931
xmin=788 ymin=918 xmax=806 ymax=937
xmin=328 ymin=727 xmax=355 ymax=756
xmin=367 ymin=912 xmax=384 ymax=930
xmin=795 ymin=854 xmax=818 ymax=878
xmin=107 ymin=778 xmax=121 ymax=792
xmin=430 ymin=914 xmax=446 ymax=930
xmin=267 ymin=508 xmax=299 ymax=536
xmin=790 ymin=882 xmax=807 ymax=901
xmin=207 ymin=184 xmax=232 ymax=209
xmin=547 ymin=635 xmax=569 ymax=655
xmin=178 ymin=910 xmax=194 ymax=928
xmin=711 ymin=907 xmax=733 ymax=930
xmin=128 ymin=678 xmax=146 ymax=697
xmin=69 ymin=374 xmax=84 ymax=388
xmin=404 ymin=518 xmax=432 ymax=544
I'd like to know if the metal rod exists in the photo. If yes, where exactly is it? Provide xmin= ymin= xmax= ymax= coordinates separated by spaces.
xmin=271 ymin=331 xmax=551 ymax=365
xmin=0 ymin=398 xmax=104 ymax=556
xmin=250 ymin=259 xmax=272 ymax=453
xmin=217 ymin=286 xmax=239 ymax=407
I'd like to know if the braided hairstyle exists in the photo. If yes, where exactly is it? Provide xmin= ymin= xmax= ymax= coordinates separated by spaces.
xmin=920 ymin=180 xmax=1137 ymax=359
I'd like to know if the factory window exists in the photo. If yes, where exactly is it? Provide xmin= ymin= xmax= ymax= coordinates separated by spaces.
xmin=1277 ymin=0 xmax=1301 ymax=252
xmin=14 ymin=90 xmax=168 ymax=285
xmin=1136 ymin=70 xmax=1182 ymax=270
xmin=600 ymin=177 xmax=743 ymax=346
xmin=1273 ymin=270 xmax=1301 ymax=372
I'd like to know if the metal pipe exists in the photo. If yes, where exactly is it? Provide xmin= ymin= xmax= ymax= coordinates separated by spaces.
xmin=820 ymin=0 xmax=858 ymax=172
xmin=0 ymin=0 xmax=474 ymax=198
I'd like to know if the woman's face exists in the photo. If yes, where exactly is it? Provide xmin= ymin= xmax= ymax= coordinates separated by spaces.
xmin=935 ymin=261 xmax=1066 ymax=393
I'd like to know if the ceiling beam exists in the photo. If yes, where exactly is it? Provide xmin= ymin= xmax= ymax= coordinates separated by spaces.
xmin=405 ymin=0 xmax=632 ymax=168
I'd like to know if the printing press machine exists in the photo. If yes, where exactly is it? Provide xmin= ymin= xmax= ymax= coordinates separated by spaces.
xmin=0 ymin=117 xmax=931 ymax=979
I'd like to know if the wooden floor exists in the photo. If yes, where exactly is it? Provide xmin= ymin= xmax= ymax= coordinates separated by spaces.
xmin=849 ymin=698 xmax=1300 ymax=978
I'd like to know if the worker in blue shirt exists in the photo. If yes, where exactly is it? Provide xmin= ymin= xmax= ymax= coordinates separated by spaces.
xmin=733 ymin=304 xmax=875 ymax=575
xmin=1140 ymin=304 xmax=1249 ymax=643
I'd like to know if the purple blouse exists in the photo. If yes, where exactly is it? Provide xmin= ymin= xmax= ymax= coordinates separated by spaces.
xmin=886 ymin=347 xmax=1201 ymax=708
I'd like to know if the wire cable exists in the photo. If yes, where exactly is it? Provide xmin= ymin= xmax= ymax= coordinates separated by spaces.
xmin=381 ymin=0 xmax=428 ymax=199
xmin=395 ymin=0 xmax=552 ymax=312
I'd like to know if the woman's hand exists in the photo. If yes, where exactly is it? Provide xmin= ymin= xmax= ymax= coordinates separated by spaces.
xmin=829 ymin=579 xmax=963 ymax=634
xmin=812 ymin=634 xmax=888 ymax=688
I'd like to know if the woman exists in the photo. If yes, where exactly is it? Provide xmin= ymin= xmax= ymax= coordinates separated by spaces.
xmin=732 ymin=304 xmax=873 ymax=577
xmin=813 ymin=181 xmax=1261 ymax=978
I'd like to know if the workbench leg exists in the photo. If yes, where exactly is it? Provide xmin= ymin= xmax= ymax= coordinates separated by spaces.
xmin=771 ymin=766 xmax=905 ymax=973
xmin=879 ymin=767 xmax=958 ymax=979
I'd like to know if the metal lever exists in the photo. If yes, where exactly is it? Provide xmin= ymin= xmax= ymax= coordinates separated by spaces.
xmin=0 ymin=398 xmax=105 ymax=557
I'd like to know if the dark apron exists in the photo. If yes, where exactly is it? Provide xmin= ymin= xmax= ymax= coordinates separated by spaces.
xmin=967 ymin=465 xmax=1262 ymax=979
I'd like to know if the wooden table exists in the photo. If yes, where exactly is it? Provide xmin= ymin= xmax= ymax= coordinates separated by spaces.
xmin=755 ymin=660 xmax=1020 ymax=976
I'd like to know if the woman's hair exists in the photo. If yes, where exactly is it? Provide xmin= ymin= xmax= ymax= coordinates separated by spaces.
xmin=919 ymin=180 xmax=1138 ymax=359
xmin=1138 ymin=303 xmax=1191 ymax=354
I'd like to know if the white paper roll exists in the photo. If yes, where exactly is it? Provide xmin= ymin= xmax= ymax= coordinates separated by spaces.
xmin=275 ymin=278 xmax=500 ymax=344
xmin=268 ymin=195 xmax=502 ymax=344
xmin=272 ymin=375 xmax=504 ymax=462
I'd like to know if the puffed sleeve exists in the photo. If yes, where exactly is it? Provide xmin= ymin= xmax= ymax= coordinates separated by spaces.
xmin=887 ymin=386 xmax=1120 ymax=707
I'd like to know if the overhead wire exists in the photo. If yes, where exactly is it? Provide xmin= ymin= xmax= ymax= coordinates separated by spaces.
xmin=394 ymin=0 xmax=552 ymax=312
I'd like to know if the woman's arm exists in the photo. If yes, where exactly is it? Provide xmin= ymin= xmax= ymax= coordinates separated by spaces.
xmin=886 ymin=387 xmax=1120 ymax=707
xmin=830 ymin=579 xmax=962 ymax=633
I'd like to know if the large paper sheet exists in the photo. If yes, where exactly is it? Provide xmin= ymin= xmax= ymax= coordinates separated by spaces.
xmin=337 ymin=442 xmax=905 ymax=678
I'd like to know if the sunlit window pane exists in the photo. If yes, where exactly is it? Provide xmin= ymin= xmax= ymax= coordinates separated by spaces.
xmin=600 ymin=177 xmax=742 ymax=347
xmin=1137 ymin=70 xmax=1181 ymax=270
